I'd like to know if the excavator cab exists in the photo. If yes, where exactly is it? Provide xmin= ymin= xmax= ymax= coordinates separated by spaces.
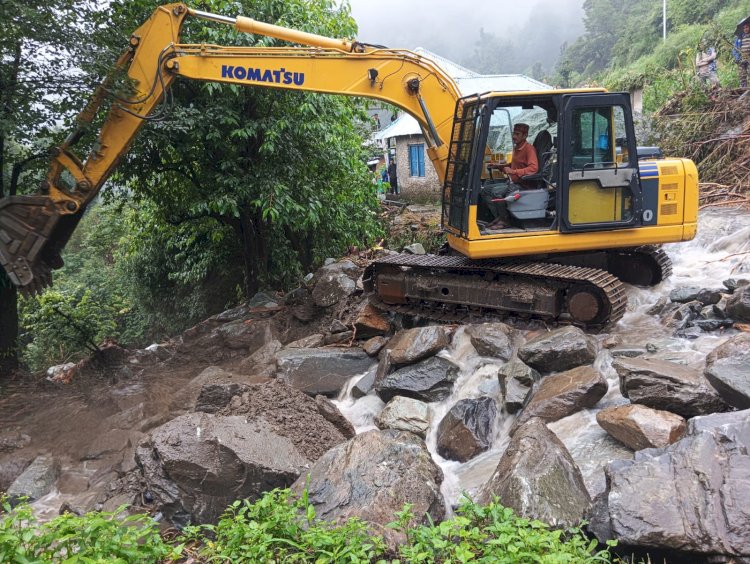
xmin=442 ymin=90 xmax=697 ymax=263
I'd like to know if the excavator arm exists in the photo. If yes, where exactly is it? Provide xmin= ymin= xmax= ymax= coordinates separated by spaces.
xmin=0 ymin=3 xmax=461 ymax=293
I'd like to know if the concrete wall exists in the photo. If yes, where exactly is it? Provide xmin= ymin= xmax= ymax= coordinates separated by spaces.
xmin=395 ymin=134 xmax=441 ymax=199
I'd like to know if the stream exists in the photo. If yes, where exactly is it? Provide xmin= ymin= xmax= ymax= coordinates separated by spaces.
xmin=334 ymin=207 xmax=750 ymax=510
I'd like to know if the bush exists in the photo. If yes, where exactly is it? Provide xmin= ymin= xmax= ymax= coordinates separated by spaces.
xmin=1 ymin=491 xmax=617 ymax=563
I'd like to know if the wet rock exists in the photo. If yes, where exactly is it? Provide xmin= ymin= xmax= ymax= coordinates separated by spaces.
xmin=83 ymin=429 xmax=136 ymax=461
xmin=276 ymin=347 xmax=376 ymax=397
xmin=704 ymin=333 xmax=750 ymax=410
xmin=0 ymin=431 xmax=31 ymax=453
xmin=211 ymin=304 xmax=252 ymax=323
xmin=675 ymin=325 xmax=703 ymax=339
xmin=613 ymin=357 xmax=728 ymax=418
xmin=247 ymin=291 xmax=278 ymax=309
xmin=386 ymin=326 xmax=449 ymax=366
xmin=375 ymin=397 xmax=432 ymax=438
xmin=7 ymin=455 xmax=59 ymax=502
xmin=465 ymin=322 xmax=516 ymax=360
xmin=669 ymin=286 xmax=702 ymax=303
xmin=318 ymin=259 xmax=360 ymax=280
xmin=353 ymin=304 xmax=391 ymax=339
xmin=662 ymin=301 xmax=698 ymax=331
xmin=315 ymin=395 xmax=356 ymax=439
xmin=189 ymin=366 xmax=264 ymax=413
xmin=213 ymin=319 xmax=275 ymax=351
xmin=610 ymin=346 xmax=647 ymax=358
xmin=285 ymin=288 xmax=318 ymax=322
xmin=351 ymin=366 xmax=377 ymax=399
xmin=329 ymin=320 xmax=349 ymax=334
xmin=323 ymin=331 xmax=354 ymax=345
xmin=362 ymin=336 xmax=388 ymax=357
xmin=238 ymin=339 xmax=282 ymax=378
xmin=513 ymin=365 xmax=608 ymax=430
xmin=696 ymin=288 xmax=725 ymax=305
xmin=591 ymin=409 xmax=750 ymax=557
xmin=139 ymin=381 xmax=350 ymax=526
xmin=375 ymin=355 xmax=460 ymax=403
xmin=436 ymin=397 xmax=497 ymax=462
xmin=713 ymin=296 xmax=730 ymax=318
xmin=312 ymin=272 xmax=356 ymax=307
xmin=726 ymin=285 xmax=750 ymax=322
xmin=285 ymin=334 xmax=324 ymax=349
xmin=517 ymin=326 xmax=596 ymax=373
xmin=403 ymin=243 xmax=426 ymax=255
xmin=646 ymin=296 xmax=671 ymax=316
xmin=477 ymin=418 xmax=591 ymax=528
xmin=291 ymin=430 xmax=445 ymax=540
xmin=596 ymin=404 xmax=686 ymax=450
xmin=724 ymin=278 xmax=750 ymax=292
xmin=693 ymin=318 xmax=734 ymax=332
xmin=498 ymin=360 xmax=539 ymax=414
xmin=0 ymin=456 xmax=34 ymax=493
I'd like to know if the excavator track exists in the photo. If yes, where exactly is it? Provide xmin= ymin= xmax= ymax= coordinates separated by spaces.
xmin=363 ymin=254 xmax=628 ymax=329
xmin=604 ymin=245 xmax=672 ymax=287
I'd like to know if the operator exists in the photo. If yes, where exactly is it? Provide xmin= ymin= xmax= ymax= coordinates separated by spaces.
xmin=481 ymin=122 xmax=538 ymax=230
xmin=734 ymin=19 xmax=750 ymax=88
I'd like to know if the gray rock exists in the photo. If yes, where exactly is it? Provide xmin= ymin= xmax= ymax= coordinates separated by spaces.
xmin=285 ymin=334 xmax=324 ymax=349
xmin=477 ymin=418 xmax=591 ymax=528
xmin=693 ymin=318 xmax=734 ymax=332
xmin=498 ymin=360 xmax=539 ymax=414
xmin=518 ymin=326 xmax=596 ymax=373
xmin=646 ymin=296 xmax=671 ymax=316
xmin=351 ymin=366 xmax=377 ymax=399
xmin=211 ymin=304 xmax=252 ymax=323
xmin=669 ymin=286 xmax=702 ymax=303
xmin=291 ymin=430 xmax=445 ymax=541
xmin=596 ymin=404 xmax=687 ymax=450
xmin=323 ymin=331 xmax=354 ymax=345
xmin=704 ymin=333 xmax=750 ymax=410
xmin=726 ymin=285 xmax=750 ymax=322
xmin=465 ymin=323 xmax=516 ymax=360
xmin=362 ymin=336 xmax=388 ymax=357
xmin=312 ymin=272 xmax=356 ymax=307
xmin=514 ymin=365 xmax=608 ymax=430
xmin=386 ymin=326 xmax=449 ymax=366
xmin=613 ymin=357 xmax=728 ymax=418
xmin=403 ymin=243 xmax=426 ymax=255
xmin=610 ymin=346 xmax=647 ymax=358
xmin=662 ymin=301 xmax=698 ymax=331
xmin=724 ymin=278 xmax=750 ymax=292
xmin=375 ymin=397 xmax=432 ymax=438
xmin=7 ymin=455 xmax=59 ymax=502
xmin=436 ymin=397 xmax=497 ymax=462
xmin=315 ymin=395 xmax=356 ymax=439
xmin=247 ymin=291 xmax=278 ymax=308
xmin=276 ymin=347 xmax=376 ymax=397
xmin=329 ymin=320 xmax=349 ymax=334
xmin=0 ymin=431 xmax=31 ymax=453
xmin=238 ymin=339 xmax=282 ymax=378
xmin=375 ymin=355 xmax=460 ymax=403
xmin=591 ymin=409 xmax=750 ymax=557
xmin=696 ymin=288 xmax=725 ymax=305
xmin=213 ymin=319 xmax=275 ymax=352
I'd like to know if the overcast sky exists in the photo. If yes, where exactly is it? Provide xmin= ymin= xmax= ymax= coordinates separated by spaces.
xmin=345 ymin=0 xmax=586 ymax=73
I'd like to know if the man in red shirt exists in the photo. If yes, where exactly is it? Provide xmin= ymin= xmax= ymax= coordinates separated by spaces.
xmin=481 ymin=122 xmax=539 ymax=229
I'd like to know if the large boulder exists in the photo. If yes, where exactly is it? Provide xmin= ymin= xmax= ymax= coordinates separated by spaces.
xmin=704 ymin=333 xmax=750 ymax=410
xmin=276 ymin=347 xmax=376 ymax=397
xmin=517 ymin=326 xmax=596 ymax=373
xmin=613 ymin=357 xmax=728 ymax=418
xmin=6 ymin=455 xmax=59 ymax=502
xmin=386 ymin=326 xmax=450 ymax=366
xmin=436 ymin=397 xmax=497 ymax=462
xmin=465 ymin=323 xmax=516 ymax=360
xmin=591 ymin=410 xmax=750 ymax=558
xmin=375 ymin=355 xmax=460 ymax=403
xmin=311 ymin=270 xmax=357 ymax=307
xmin=596 ymin=404 xmax=686 ymax=450
xmin=375 ymin=397 xmax=432 ymax=438
xmin=291 ymin=430 xmax=445 ymax=537
xmin=513 ymin=365 xmax=608 ymax=430
xmin=179 ymin=318 xmax=276 ymax=363
xmin=477 ymin=418 xmax=591 ymax=528
xmin=353 ymin=304 xmax=391 ymax=339
xmin=726 ymin=285 xmax=750 ymax=322
xmin=137 ymin=381 xmax=350 ymax=526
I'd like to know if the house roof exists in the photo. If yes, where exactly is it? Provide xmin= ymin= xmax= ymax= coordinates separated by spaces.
xmin=373 ymin=48 xmax=551 ymax=141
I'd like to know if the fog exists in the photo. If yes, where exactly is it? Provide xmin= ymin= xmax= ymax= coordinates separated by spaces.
xmin=346 ymin=0 xmax=586 ymax=76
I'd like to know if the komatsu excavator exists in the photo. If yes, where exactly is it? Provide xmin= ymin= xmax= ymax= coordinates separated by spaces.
xmin=0 ymin=3 xmax=698 ymax=328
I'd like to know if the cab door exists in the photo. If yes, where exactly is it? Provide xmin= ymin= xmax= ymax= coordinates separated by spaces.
xmin=559 ymin=93 xmax=642 ymax=233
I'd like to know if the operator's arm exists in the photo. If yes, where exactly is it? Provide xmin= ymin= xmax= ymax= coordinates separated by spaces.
xmin=509 ymin=144 xmax=539 ymax=178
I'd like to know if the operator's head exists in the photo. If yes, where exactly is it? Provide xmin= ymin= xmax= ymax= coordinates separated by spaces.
xmin=745 ymin=22 xmax=750 ymax=34
xmin=512 ymin=123 xmax=529 ymax=147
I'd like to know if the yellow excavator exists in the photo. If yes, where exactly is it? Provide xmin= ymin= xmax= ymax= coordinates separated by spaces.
xmin=0 ymin=4 xmax=698 ymax=328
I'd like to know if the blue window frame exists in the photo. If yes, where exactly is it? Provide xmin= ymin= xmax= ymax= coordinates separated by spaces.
xmin=409 ymin=144 xmax=425 ymax=177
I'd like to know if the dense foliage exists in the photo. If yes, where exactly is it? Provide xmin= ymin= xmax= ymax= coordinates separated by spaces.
xmin=1 ymin=490 xmax=616 ymax=563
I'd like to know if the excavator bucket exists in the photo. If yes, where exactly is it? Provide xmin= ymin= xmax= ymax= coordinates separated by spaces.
xmin=0 ymin=195 xmax=72 ymax=295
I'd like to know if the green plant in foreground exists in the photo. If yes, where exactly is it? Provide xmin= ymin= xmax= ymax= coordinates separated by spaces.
xmin=391 ymin=498 xmax=616 ymax=564
xmin=0 ymin=495 xmax=181 ymax=563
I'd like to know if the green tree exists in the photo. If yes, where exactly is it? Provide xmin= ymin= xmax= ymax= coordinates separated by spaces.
xmin=100 ymin=0 xmax=382 ymax=315
xmin=0 ymin=0 xmax=104 ymax=375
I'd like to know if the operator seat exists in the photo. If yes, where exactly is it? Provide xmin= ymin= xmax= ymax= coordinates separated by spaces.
xmin=520 ymin=130 xmax=553 ymax=189
xmin=507 ymin=130 xmax=555 ymax=222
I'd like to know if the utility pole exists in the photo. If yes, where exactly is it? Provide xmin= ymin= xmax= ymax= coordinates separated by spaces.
xmin=663 ymin=0 xmax=667 ymax=42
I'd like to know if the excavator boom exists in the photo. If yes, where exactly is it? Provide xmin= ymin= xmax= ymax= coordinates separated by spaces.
xmin=0 ymin=3 xmax=460 ymax=293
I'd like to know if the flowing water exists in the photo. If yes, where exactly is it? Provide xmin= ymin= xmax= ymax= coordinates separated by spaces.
xmin=335 ymin=208 xmax=750 ymax=510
